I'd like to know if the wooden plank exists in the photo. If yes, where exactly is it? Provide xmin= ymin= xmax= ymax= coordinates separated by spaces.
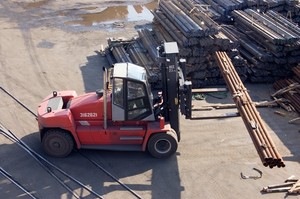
xmin=192 ymin=87 xmax=227 ymax=93
xmin=192 ymin=100 xmax=279 ymax=110
xmin=190 ymin=112 xmax=239 ymax=120
xmin=288 ymin=179 xmax=300 ymax=194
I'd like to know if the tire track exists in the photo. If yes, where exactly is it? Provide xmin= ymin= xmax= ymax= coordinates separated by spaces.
xmin=0 ymin=1 xmax=53 ymax=89
xmin=20 ymin=29 xmax=53 ymax=88
xmin=0 ymin=85 xmax=144 ymax=199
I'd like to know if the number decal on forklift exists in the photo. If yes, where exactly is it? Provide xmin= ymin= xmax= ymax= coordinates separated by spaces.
xmin=168 ymin=65 xmax=176 ymax=72
xmin=80 ymin=113 xmax=97 ymax=117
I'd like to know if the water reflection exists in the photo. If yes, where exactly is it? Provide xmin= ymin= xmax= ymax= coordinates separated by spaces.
xmin=67 ymin=1 xmax=158 ymax=26
xmin=25 ymin=0 xmax=50 ymax=9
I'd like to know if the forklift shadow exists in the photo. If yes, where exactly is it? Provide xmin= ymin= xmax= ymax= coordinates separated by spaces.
xmin=17 ymin=132 xmax=184 ymax=199
xmin=73 ymin=149 xmax=185 ymax=199
xmin=80 ymin=52 xmax=107 ymax=93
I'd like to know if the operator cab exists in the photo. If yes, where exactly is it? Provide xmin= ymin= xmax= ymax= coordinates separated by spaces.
xmin=111 ymin=63 xmax=155 ymax=121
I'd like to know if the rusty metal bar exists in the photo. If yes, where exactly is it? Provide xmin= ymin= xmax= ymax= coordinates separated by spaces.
xmin=215 ymin=51 xmax=285 ymax=168
xmin=274 ymin=79 xmax=300 ymax=114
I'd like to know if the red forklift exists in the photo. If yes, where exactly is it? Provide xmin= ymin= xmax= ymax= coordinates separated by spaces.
xmin=37 ymin=42 xmax=192 ymax=158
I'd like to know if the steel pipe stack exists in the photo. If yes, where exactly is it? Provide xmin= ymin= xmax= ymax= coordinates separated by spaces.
xmin=127 ymin=40 xmax=155 ymax=72
xmin=107 ymin=37 xmax=161 ymax=86
xmin=138 ymin=29 xmax=160 ymax=62
xmin=107 ymin=39 xmax=133 ymax=63
xmin=152 ymin=0 xmax=248 ymax=87
xmin=159 ymin=0 xmax=219 ymax=37
xmin=152 ymin=9 xmax=189 ymax=47
xmin=182 ymin=0 xmax=221 ymax=20
xmin=201 ymin=0 xmax=286 ymax=21
xmin=232 ymin=9 xmax=300 ymax=45
xmin=231 ymin=9 xmax=300 ymax=83
xmin=104 ymin=0 xmax=300 ymax=88
xmin=215 ymin=51 xmax=285 ymax=168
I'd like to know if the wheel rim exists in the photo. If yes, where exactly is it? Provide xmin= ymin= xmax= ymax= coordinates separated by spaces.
xmin=154 ymin=139 xmax=171 ymax=154
xmin=51 ymin=140 xmax=62 ymax=149
xmin=47 ymin=137 xmax=68 ymax=156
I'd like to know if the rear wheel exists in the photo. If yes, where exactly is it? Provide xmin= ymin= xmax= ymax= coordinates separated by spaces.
xmin=42 ymin=129 xmax=74 ymax=157
xmin=147 ymin=131 xmax=178 ymax=158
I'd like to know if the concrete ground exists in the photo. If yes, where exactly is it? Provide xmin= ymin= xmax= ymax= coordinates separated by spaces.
xmin=0 ymin=0 xmax=299 ymax=198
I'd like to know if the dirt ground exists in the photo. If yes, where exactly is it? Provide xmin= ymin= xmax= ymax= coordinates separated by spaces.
xmin=0 ymin=0 xmax=300 ymax=199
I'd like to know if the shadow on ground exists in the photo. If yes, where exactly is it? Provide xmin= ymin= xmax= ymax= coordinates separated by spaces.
xmin=80 ymin=52 xmax=106 ymax=93
xmin=198 ymin=83 xmax=300 ymax=165
xmin=0 ymin=131 xmax=184 ymax=199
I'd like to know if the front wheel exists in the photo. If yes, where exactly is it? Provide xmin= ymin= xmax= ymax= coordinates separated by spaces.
xmin=42 ymin=129 xmax=74 ymax=157
xmin=147 ymin=131 xmax=178 ymax=158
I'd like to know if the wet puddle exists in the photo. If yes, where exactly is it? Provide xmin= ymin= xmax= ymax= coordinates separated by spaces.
xmin=24 ymin=0 xmax=50 ymax=9
xmin=65 ymin=1 xmax=158 ymax=26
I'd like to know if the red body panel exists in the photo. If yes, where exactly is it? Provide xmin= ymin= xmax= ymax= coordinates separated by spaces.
xmin=38 ymin=90 xmax=171 ymax=151
xmin=70 ymin=92 xmax=112 ymax=121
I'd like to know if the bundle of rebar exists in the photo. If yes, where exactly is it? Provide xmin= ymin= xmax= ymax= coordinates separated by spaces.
xmin=215 ymin=51 xmax=285 ymax=168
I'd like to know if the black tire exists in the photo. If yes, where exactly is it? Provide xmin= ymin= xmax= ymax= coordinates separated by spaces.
xmin=42 ymin=129 xmax=74 ymax=158
xmin=147 ymin=131 xmax=178 ymax=159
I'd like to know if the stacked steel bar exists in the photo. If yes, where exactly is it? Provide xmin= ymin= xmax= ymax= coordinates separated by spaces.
xmin=273 ymin=65 xmax=300 ymax=113
xmin=215 ymin=51 xmax=285 ymax=168
xmin=106 ymin=37 xmax=160 ymax=85
xmin=152 ymin=0 xmax=248 ymax=87
xmin=185 ymin=0 xmax=221 ymax=20
xmin=104 ymin=0 xmax=300 ymax=88
xmin=138 ymin=29 xmax=160 ymax=62
xmin=159 ymin=0 xmax=219 ymax=37
xmin=201 ymin=0 xmax=247 ymax=20
xmin=200 ymin=0 xmax=286 ymax=21
xmin=107 ymin=38 xmax=133 ymax=63
xmin=231 ymin=9 xmax=300 ymax=83
xmin=233 ymin=9 xmax=300 ymax=45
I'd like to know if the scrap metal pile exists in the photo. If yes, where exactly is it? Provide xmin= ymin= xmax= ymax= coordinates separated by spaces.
xmin=273 ymin=65 xmax=300 ymax=114
xmin=215 ymin=51 xmax=285 ymax=168
xmin=104 ymin=0 xmax=300 ymax=88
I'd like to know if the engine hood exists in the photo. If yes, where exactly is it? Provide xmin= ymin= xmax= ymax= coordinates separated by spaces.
xmin=70 ymin=93 xmax=99 ymax=109
xmin=69 ymin=92 xmax=111 ymax=121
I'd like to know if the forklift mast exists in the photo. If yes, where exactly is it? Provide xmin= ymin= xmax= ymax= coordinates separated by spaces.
xmin=158 ymin=42 xmax=192 ymax=141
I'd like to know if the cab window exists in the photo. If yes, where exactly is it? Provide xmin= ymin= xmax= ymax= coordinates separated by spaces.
xmin=113 ymin=78 xmax=124 ymax=108
xmin=127 ymin=80 xmax=152 ymax=120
